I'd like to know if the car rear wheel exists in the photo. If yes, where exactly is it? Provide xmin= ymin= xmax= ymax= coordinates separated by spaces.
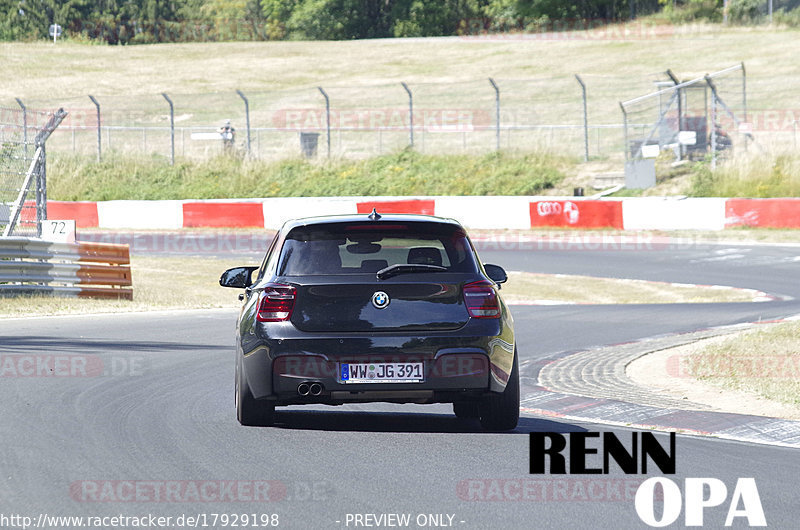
xmin=453 ymin=401 xmax=481 ymax=419
xmin=479 ymin=350 xmax=520 ymax=431
xmin=236 ymin=355 xmax=275 ymax=427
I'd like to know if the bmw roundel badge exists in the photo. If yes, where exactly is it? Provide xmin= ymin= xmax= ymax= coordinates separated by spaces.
xmin=372 ymin=291 xmax=390 ymax=309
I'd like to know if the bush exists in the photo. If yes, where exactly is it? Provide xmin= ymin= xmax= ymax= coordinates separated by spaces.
xmin=728 ymin=0 xmax=763 ymax=23
xmin=772 ymin=6 xmax=800 ymax=27
xmin=659 ymin=0 xmax=723 ymax=24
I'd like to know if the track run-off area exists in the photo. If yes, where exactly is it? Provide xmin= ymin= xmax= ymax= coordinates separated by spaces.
xmin=1 ymin=233 xmax=799 ymax=528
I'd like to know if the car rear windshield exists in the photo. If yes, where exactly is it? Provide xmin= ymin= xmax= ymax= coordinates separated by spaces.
xmin=278 ymin=222 xmax=478 ymax=276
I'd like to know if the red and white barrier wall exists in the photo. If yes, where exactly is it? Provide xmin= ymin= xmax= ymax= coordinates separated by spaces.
xmin=46 ymin=197 xmax=800 ymax=231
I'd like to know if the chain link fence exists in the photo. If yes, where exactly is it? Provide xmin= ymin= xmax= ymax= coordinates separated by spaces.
xmin=1 ymin=106 xmax=66 ymax=237
xmin=9 ymin=66 xmax=793 ymax=176
xmin=13 ymin=77 xmax=628 ymax=163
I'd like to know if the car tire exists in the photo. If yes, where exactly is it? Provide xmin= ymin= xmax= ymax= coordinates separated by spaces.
xmin=236 ymin=355 xmax=275 ymax=427
xmin=453 ymin=401 xmax=481 ymax=419
xmin=479 ymin=350 xmax=520 ymax=431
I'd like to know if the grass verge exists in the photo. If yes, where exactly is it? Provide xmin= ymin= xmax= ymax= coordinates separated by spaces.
xmin=503 ymin=272 xmax=759 ymax=305
xmin=49 ymin=150 xmax=571 ymax=200
xmin=0 ymin=256 xmax=245 ymax=316
xmin=685 ymin=321 xmax=800 ymax=407
xmin=0 ymin=255 xmax=762 ymax=318
xmin=690 ymin=154 xmax=800 ymax=198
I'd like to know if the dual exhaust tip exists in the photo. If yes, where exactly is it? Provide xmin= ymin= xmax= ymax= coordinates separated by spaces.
xmin=297 ymin=382 xmax=324 ymax=396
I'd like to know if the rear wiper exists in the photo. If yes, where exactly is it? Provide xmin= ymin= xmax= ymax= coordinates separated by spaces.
xmin=376 ymin=264 xmax=447 ymax=280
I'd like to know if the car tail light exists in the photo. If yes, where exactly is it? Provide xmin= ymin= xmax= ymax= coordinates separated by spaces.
xmin=256 ymin=284 xmax=296 ymax=322
xmin=463 ymin=280 xmax=500 ymax=319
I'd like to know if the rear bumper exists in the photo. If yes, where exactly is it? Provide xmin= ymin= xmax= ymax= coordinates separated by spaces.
xmin=271 ymin=350 xmax=488 ymax=404
xmin=241 ymin=333 xmax=513 ymax=404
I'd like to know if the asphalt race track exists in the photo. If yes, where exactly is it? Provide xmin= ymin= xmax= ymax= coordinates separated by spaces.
xmin=2 ymin=237 xmax=799 ymax=529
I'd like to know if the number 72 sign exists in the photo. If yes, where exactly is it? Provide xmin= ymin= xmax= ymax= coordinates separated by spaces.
xmin=42 ymin=219 xmax=76 ymax=243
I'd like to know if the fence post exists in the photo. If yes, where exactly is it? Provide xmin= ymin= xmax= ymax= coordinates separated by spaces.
xmin=88 ymin=95 xmax=101 ymax=161
xmin=706 ymin=76 xmax=718 ymax=171
xmin=575 ymin=74 xmax=589 ymax=162
xmin=401 ymin=82 xmax=413 ymax=148
xmin=37 ymin=145 xmax=46 ymax=235
xmin=665 ymin=70 xmax=682 ymax=159
xmin=488 ymin=78 xmax=500 ymax=151
xmin=741 ymin=62 xmax=748 ymax=151
xmin=15 ymin=98 xmax=27 ymax=161
xmin=620 ymin=102 xmax=629 ymax=162
xmin=161 ymin=93 xmax=175 ymax=165
xmin=236 ymin=89 xmax=251 ymax=155
xmin=317 ymin=86 xmax=331 ymax=158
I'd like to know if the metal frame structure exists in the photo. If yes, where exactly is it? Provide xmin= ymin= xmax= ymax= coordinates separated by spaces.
xmin=1 ymin=107 xmax=67 ymax=237
xmin=620 ymin=64 xmax=750 ymax=166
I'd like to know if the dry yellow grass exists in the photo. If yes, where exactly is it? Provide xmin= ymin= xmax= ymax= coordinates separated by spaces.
xmin=502 ymin=271 xmax=759 ymax=304
xmin=0 ymin=255 xmax=762 ymax=317
xmin=685 ymin=321 xmax=800 ymax=406
xmin=1 ymin=25 xmax=798 ymax=124
xmin=0 ymin=256 xmax=244 ymax=317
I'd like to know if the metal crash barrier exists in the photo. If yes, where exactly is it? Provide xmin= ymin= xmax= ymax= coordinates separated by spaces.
xmin=0 ymin=238 xmax=132 ymax=300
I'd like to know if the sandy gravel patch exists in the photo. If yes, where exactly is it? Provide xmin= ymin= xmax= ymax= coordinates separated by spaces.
xmin=627 ymin=333 xmax=800 ymax=420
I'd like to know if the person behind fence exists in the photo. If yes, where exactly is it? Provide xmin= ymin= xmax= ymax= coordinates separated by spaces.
xmin=219 ymin=120 xmax=235 ymax=152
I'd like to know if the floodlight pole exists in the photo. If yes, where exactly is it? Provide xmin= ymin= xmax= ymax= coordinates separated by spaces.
xmin=318 ymin=86 xmax=331 ymax=158
xmin=401 ymin=82 xmax=413 ymax=148
xmin=88 ymin=95 xmax=101 ymax=161
xmin=488 ymin=78 xmax=500 ymax=151
xmin=162 ymin=93 xmax=174 ymax=165
xmin=236 ymin=89 xmax=251 ymax=155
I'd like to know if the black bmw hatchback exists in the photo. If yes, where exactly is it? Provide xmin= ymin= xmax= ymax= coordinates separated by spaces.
xmin=220 ymin=211 xmax=518 ymax=430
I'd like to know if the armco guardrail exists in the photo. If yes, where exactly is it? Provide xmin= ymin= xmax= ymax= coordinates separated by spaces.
xmin=0 ymin=238 xmax=132 ymax=300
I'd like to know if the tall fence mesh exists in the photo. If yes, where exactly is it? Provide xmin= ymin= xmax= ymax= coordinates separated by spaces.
xmin=8 ymin=66 xmax=787 ymax=172
xmin=1 ymin=106 xmax=65 ymax=237
xmin=17 ymin=78 xmax=605 ymax=162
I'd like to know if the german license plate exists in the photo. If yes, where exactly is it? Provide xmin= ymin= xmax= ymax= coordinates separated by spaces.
xmin=340 ymin=362 xmax=423 ymax=383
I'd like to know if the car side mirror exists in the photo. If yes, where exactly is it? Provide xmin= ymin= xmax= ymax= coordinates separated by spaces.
xmin=484 ymin=264 xmax=507 ymax=284
xmin=220 ymin=266 xmax=258 ymax=289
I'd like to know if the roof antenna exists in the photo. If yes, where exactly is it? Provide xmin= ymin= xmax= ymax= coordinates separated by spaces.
xmin=368 ymin=208 xmax=381 ymax=221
